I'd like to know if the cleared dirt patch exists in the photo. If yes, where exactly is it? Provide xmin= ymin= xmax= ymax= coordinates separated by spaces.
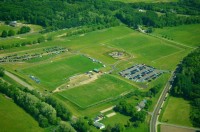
xmin=106 ymin=112 xmax=116 ymax=118
xmin=53 ymin=72 xmax=101 ymax=93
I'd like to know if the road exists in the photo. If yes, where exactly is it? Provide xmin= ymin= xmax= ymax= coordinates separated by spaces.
xmin=5 ymin=71 xmax=34 ymax=90
xmin=150 ymin=72 xmax=174 ymax=132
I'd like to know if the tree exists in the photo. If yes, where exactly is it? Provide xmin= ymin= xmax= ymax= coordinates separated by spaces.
xmin=55 ymin=122 xmax=76 ymax=132
xmin=38 ymin=114 xmax=49 ymax=127
xmin=18 ymin=26 xmax=31 ymax=34
xmin=1 ymin=30 xmax=7 ymax=38
xmin=72 ymin=118 xmax=90 ymax=132
xmin=8 ymin=30 xmax=15 ymax=36
xmin=0 ymin=67 xmax=5 ymax=77
xmin=37 ymin=36 xmax=45 ymax=43
xmin=111 ymin=123 xmax=125 ymax=132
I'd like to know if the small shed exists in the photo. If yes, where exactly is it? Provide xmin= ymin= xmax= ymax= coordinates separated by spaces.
xmin=94 ymin=121 xmax=105 ymax=129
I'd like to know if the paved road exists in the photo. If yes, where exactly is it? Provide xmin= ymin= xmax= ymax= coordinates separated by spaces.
xmin=5 ymin=71 xmax=34 ymax=90
xmin=158 ymin=122 xmax=200 ymax=131
xmin=150 ymin=72 xmax=174 ymax=132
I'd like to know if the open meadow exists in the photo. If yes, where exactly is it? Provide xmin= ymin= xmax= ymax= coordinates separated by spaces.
xmin=0 ymin=94 xmax=43 ymax=132
xmin=161 ymin=96 xmax=192 ymax=127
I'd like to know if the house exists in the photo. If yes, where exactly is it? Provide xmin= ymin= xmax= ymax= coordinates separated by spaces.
xmin=94 ymin=121 xmax=105 ymax=129
xmin=136 ymin=99 xmax=147 ymax=111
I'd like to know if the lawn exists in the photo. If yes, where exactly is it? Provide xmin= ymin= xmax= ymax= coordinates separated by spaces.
xmin=0 ymin=94 xmax=44 ymax=132
xmin=161 ymin=96 xmax=193 ymax=127
xmin=57 ymin=74 xmax=135 ymax=108
xmin=153 ymin=24 xmax=200 ymax=47
xmin=19 ymin=55 xmax=102 ymax=90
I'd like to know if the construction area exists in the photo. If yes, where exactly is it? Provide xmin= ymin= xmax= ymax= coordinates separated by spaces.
xmin=119 ymin=64 xmax=165 ymax=83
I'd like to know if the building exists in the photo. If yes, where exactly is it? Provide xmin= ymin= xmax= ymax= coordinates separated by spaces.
xmin=9 ymin=21 xmax=17 ymax=27
xmin=136 ymin=99 xmax=147 ymax=111
xmin=94 ymin=121 xmax=105 ymax=129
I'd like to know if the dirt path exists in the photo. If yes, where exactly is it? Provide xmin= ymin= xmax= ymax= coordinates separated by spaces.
xmin=5 ymin=71 xmax=34 ymax=90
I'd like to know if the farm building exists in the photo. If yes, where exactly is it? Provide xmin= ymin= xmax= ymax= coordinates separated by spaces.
xmin=94 ymin=121 xmax=105 ymax=129
xmin=136 ymin=99 xmax=147 ymax=111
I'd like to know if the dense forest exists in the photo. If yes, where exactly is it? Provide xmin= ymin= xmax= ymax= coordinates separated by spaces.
xmin=171 ymin=48 xmax=200 ymax=127
xmin=1 ymin=0 xmax=200 ymax=31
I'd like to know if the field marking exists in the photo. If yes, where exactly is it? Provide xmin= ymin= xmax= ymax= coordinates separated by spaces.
xmin=100 ymin=106 xmax=115 ymax=113
xmin=151 ymin=49 xmax=185 ymax=62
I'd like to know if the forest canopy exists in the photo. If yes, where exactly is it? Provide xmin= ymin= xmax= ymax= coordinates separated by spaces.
xmin=0 ymin=0 xmax=200 ymax=31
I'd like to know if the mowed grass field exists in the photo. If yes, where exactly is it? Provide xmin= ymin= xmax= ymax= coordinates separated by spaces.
xmin=107 ymin=33 xmax=181 ymax=61
xmin=153 ymin=24 xmax=200 ymax=47
xmin=0 ymin=94 xmax=43 ymax=132
xmin=161 ymin=96 xmax=192 ymax=127
xmin=19 ymin=55 xmax=102 ymax=90
xmin=57 ymin=75 xmax=135 ymax=108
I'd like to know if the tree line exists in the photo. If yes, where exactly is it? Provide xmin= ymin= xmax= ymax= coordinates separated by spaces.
xmin=0 ymin=0 xmax=200 ymax=32
xmin=171 ymin=48 xmax=200 ymax=127
xmin=0 ymin=79 xmax=72 ymax=128
xmin=1 ymin=26 xmax=31 ymax=38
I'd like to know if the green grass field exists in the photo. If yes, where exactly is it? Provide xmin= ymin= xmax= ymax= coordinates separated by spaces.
xmin=153 ymin=24 xmax=200 ymax=47
xmin=19 ymin=55 xmax=102 ymax=90
xmin=161 ymin=96 xmax=192 ymax=127
xmin=57 ymin=74 xmax=135 ymax=108
xmin=107 ymin=33 xmax=182 ymax=61
xmin=0 ymin=94 xmax=43 ymax=132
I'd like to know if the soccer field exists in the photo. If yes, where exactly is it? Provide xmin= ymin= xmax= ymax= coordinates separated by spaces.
xmin=19 ymin=55 xmax=102 ymax=90
xmin=57 ymin=74 xmax=135 ymax=108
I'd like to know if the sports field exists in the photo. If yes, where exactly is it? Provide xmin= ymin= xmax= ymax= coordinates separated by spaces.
xmin=161 ymin=96 xmax=192 ymax=127
xmin=0 ymin=94 xmax=43 ymax=132
xmin=19 ymin=55 xmax=102 ymax=90
xmin=57 ymin=75 xmax=135 ymax=108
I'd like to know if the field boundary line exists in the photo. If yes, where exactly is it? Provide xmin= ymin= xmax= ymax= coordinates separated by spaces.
xmin=152 ymin=49 xmax=185 ymax=62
